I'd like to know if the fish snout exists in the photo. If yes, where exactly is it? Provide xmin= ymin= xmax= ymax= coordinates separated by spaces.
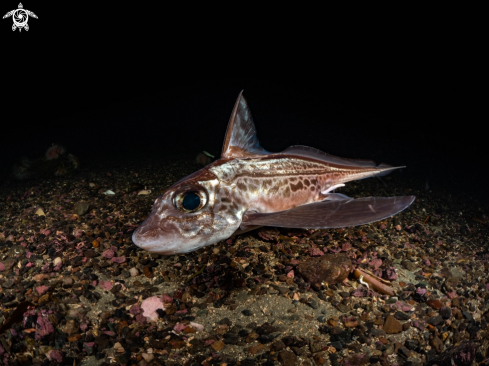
xmin=132 ymin=218 xmax=178 ymax=254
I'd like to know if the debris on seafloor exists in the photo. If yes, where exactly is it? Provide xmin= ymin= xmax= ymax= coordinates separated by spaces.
xmin=353 ymin=267 xmax=395 ymax=296
xmin=12 ymin=144 xmax=79 ymax=180
xmin=297 ymin=253 xmax=352 ymax=286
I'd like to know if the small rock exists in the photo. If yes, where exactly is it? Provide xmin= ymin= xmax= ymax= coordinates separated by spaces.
xmin=330 ymin=341 xmax=343 ymax=350
xmin=247 ymin=343 xmax=266 ymax=355
xmin=53 ymin=257 xmax=62 ymax=266
xmin=211 ymin=340 xmax=225 ymax=351
xmin=401 ymin=260 xmax=417 ymax=271
xmin=84 ymin=249 xmax=98 ymax=258
xmin=439 ymin=306 xmax=452 ymax=319
xmin=397 ymin=346 xmax=411 ymax=358
xmin=428 ymin=315 xmax=443 ymax=326
xmin=143 ymin=265 xmax=153 ymax=278
xmin=430 ymin=336 xmax=444 ymax=353
xmin=83 ymin=342 xmax=96 ymax=355
xmin=63 ymin=319 xmax=78 ymax=335
xmin=242 ymin=310 xmax=252 ymax=316
xmin=394 ymin=311 xmax=411 ymax=321
xmin=313 ymin=354 xmax=326 ymax=364
xmin=271 ymin=340 xmax=286 ymax=352
xmin=370 ymin=329 xmax=386 ymax=337
xmin=73 ymin=201 xmax=90 ymax=216
xmin=383 ymin=315 xmax=402 ymax=334
xmin=278 ymin=350 xmax=297 ymax=366
xmin=129 ymin=268 xmax=139 ymax=277
xmin=310 ymin=341 xmax=328 ymax=353
xmin=62 ymin=277 xmax=73 ymax=288
xmin=427 ymin=299 xmax=443 ymax=309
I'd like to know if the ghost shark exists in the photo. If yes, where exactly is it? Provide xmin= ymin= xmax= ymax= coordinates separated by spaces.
xmin=132 ymin=91 xmax=415 ymax=254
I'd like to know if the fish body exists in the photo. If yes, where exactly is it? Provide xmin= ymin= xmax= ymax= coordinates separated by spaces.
xmin=132 ymin=92 xmax=415 ymax=254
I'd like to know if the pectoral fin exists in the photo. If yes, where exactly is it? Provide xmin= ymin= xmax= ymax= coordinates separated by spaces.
xmin=241 ymin=196 xmax=415 ymax=229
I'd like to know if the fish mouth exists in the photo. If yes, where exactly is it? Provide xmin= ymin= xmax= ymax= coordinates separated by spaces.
xmin=132 ymin=217 xmax=179 ymax=254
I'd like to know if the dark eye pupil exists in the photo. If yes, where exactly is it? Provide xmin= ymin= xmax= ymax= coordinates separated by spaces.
xmin=182 ymin=192 xmax=200 ymax=210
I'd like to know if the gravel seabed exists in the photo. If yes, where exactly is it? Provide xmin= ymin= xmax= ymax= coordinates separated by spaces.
xmin=0 ymin=155 xmax=488 ymax=366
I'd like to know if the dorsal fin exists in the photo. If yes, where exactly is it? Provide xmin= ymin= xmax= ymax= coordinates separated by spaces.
xmin=279 ymin=145 xmax=403 ymax=178
xmin=280 ymin=145 xmax=379 ymax=167
xmin=221 ymin=91 xmax=270 ymax=159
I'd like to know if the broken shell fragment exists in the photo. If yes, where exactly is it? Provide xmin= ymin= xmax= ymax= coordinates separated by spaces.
xmin=137 ymin=190 xmax=152 ymax=195
xmin=353 ymin=268 xmax=395 ymax=296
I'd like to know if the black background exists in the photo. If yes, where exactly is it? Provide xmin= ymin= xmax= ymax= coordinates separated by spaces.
xmin=0 ymin=3 xmax=485 ymax=204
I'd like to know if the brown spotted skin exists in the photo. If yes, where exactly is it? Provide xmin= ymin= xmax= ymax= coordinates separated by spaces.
xmin=132 ymin=91 xmax=411 ymax=254
xmin=209 ymin=155 xmax=384 ymax=214
xmin=132 ymin=153 xmax=395 ymax=254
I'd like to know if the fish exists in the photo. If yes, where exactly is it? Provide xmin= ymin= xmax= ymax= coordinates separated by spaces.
xmin=132 ymin=91 xmax=415 ymax=254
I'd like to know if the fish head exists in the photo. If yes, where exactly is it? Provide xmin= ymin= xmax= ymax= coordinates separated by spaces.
xmin=132 ymin=168 xmax=241 ymax=254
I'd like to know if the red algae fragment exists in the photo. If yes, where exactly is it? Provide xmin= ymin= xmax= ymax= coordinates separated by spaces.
xmin=36 ymin=285 xmax=50 ymax=296
xmin=102 ymin=246 xmax=116 ymax=259
xmin=111 ymin=256 xmax=126 ymax=263
xmin=141 ymin=296 xmax=165 ymax=321
xmin=309 ymin=246 xmax=324 ymax=256
xmin=47 ymin=350 xmax=63 ymax=363
xmin=36 ymin=315 xmax=54 ymax=340
xmin=98 ymin=280 xmax=112 ymax=290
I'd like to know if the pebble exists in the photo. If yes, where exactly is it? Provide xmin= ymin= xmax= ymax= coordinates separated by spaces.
xmin=330 ymin=341 xmax=343 ymax=350
xmin=440 ymin=306 xmax=452 ymax=319
xmin=211 ymin=341 xmax=224 ymax=351
xmin=313 ymin=354 xmax=326 ymax=364
xmin=271 ymin=340 xmax=286 ymax=352
xmin=73 ymin=201 xmax=90 ymax=216
xmin=430 ymin=336 xmax=444 ymax=353
xmin=278 ymin=350 xmax=297 ymax=366
xmin=428 ymin=315 xmax=443 ymax=325
xmin=142 ymin=265 xmax=153 ymax=278
xmin=247 ymin=343 xmax=266 ymax=354
xmin=383 ymin=315 xmax=403 ymax=334
xmin=62 ymin=319 xmax=78 ymax=335
xmin=427 ymin=299 xmax=443 ymax=309
xmin=397 ymin=346 xmax=411 ymax=358
xmin=62 ymin=277 xmax=73 ymax=288
xmin=370 ymin=329 xmax=386 ymax=337
xmin=394 ymin=311 xmax=411 ymax=321
xmin=129 ymin=267 xmax=139 ymax=277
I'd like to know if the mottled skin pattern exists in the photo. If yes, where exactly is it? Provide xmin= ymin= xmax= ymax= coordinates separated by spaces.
xmin=132 ymin=91 xmax=413 ymax=254
xmin=210 ymin=156 xmax=384 ymax=213
xmin=132 ymin=153 xmax=396 ymax=254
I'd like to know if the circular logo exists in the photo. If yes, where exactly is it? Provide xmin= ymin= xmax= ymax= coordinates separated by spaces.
xmin=13 ymin=8 xmax=28 ymax=27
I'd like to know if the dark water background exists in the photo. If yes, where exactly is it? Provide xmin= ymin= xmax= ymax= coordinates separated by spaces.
xmin=1 ymin=4 xmax=485 ymax=208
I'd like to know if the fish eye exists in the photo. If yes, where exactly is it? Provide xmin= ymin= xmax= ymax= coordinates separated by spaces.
xmin=182 ymin=192 xmax=200 ymax=210
xmin=173 ymin=186 xmax=208 ymax=213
